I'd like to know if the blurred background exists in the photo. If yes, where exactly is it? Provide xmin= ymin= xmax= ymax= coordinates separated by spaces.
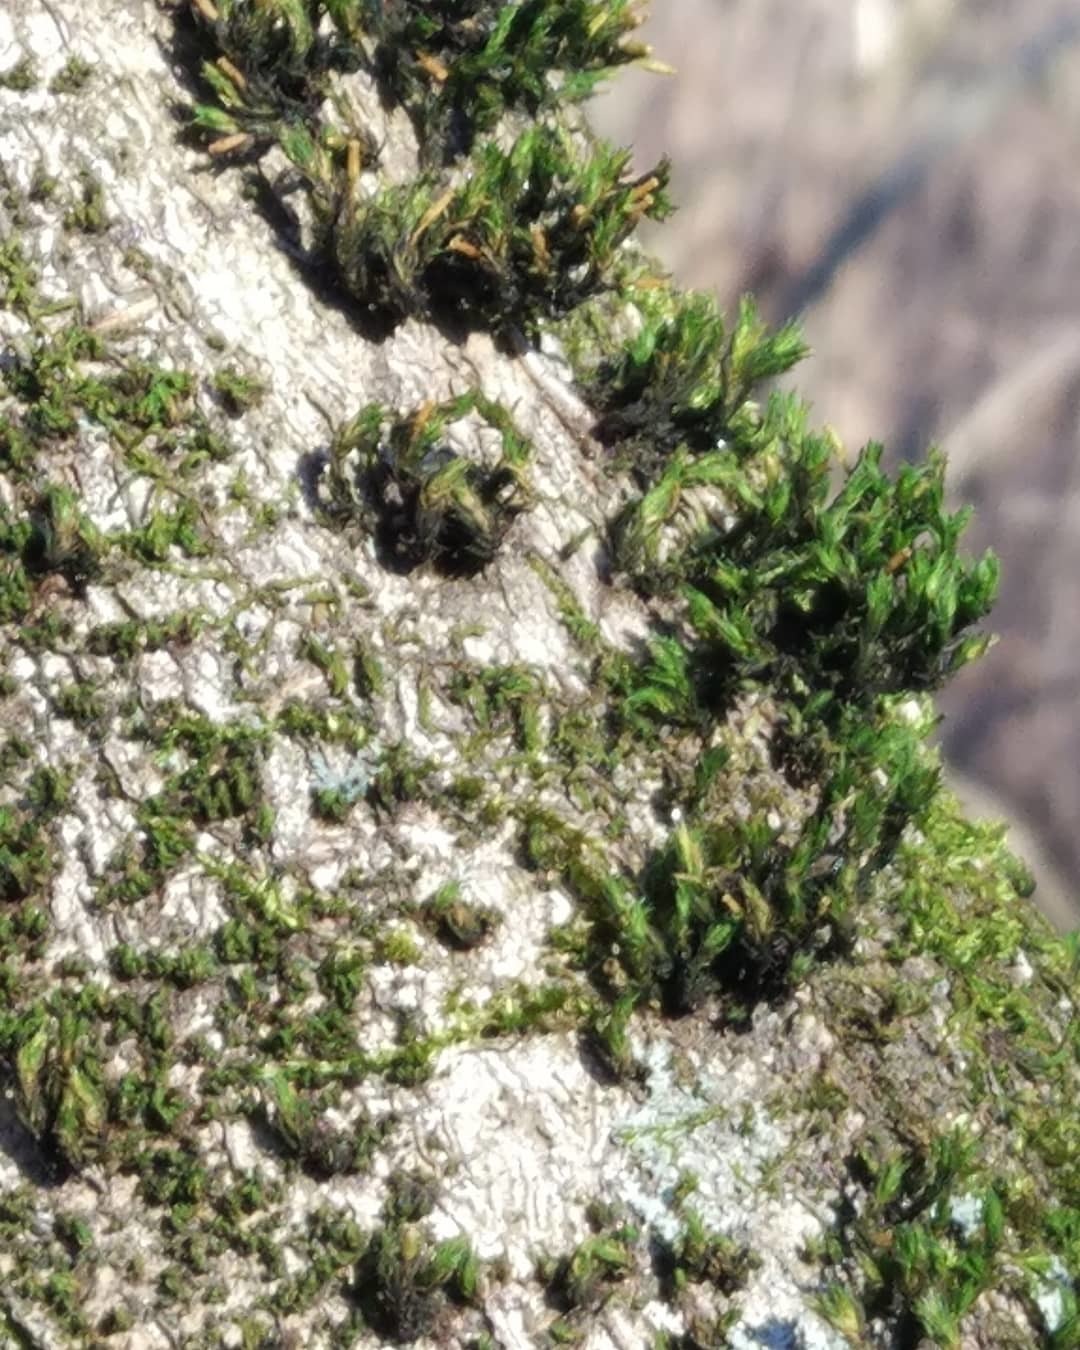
xmin=591 ymin=0 xmax=1080 ymax=930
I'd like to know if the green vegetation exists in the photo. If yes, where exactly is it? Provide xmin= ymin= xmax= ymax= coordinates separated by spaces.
xmin=813 ymin=1130 xmax=1014 ymax=1347
xmin=515 ymin=287 xmax=998 ymax=1041
xmin=538 ymin=1200 xmax=757 ymax=1345
xmin=354 ymin=1173 xmax=483 ymax=1341
xmin=0 ymin=765 xmax=71 ymax=964
xmin=0 ymin=1 xmax=1074 ymax=1344
xmin=307 ymin=125 xmax=670 ymax=330
xmin=189 ymin=0 xmax=656 ymax=166
xmin=62 ymin=168 xmax=108 ymax=234
xmin=0 ymin=55 xmax=38 ymax=92
xmin=419 ymin=880 xmax=500 ymax=951
xmin=590 ymin=291 xmax=809 ymax=475
xmin=251 ymin=1069 xmax=393 ymax=1177
xmin=211 ymin=364 xmax=266 ymax=415
xmin=6 ymin=985 xmax=109 ymax=1173
xmin=0 ymin=484 xmax=100 ymax=620
xmin=366 ymin=0 xmax=656 ymax=163
xmin=321 ymin=391 xmax=533 ymax=574
xmin=652 ymin=1202 xmax=759 ymax=1346
xmin=539 ymin=1217 xmax=638 ymax=1315
xmin=48 ymin=56 xmax=95 ymax=96
xmin=189 ymin=1 xmax=671 ymax=330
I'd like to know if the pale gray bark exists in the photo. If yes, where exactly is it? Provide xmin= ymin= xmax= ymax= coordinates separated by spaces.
xmin=0 ymin=5 xmax=1071 ymax=1349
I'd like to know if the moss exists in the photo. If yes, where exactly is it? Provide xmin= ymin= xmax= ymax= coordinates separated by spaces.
xmin=251 ymin=1069 xmax=394 ymax=1178
xmin=527 ymin=554 xmax=605 ymax=652
xmin=211 ymin=364 xmax=266 ymax=415
xmin=62 ymin=168 xmax=109 ymax=234
xmin=448 ymin=663 xmax=544 ymax=755
xmin=316 ymin=948 xmax=366 ymax=1010
xmin=1 ymin=294 xmax=234 ymax=514
xmin=321 ymin=126 xmax=669 ymax=331
xmin=52 ymin=680 xmax=107 ymax=729
xmin=0 ymin=483 xmax=104 ymax=627
xmin=812 ymin=1129 xmax=1012 ymax=1347
xmin=187 ymin=0 xmax=372 ymax=156
xmin=377 ymin=928 xmax=423 ymax=967
xmin=2 ymin=985 xmax=110 ymax=1173
xmin=0 ymin=764 xmax=73 ymax=914
xmin=353 ymin=1173 xmax=483 ymax=1343
xmin=419 ymin=880 xmax=500 ymax=951
xmin=96 ymin=1305 xmax=135 ymax=1335
xmin=366 ymin=0 xmax=655 ymax=164
xmin=48 ymin=56 xmax=95 ymax=95
xmin=503 ymin=287 xmax=998 ymax=1049
xmin=311 ymin=783 xmax=359 ymax=822
xmin=321 ymin=393 xmax=533 ymax=575
xmin=28 ymin=162 xmax=59 ymax=203
xmin=187 ymin=3 xmax=670 ymax=332
xmin=302 ymin=633 xmax=352 ymax=699
xmin=0 ymin=6 xmax=1070 ymax=1344
xmin=149 ymin=710 xmax=267 ymax=825
xmin=0 ymin=237 xmax=41 ymax=316
xmin=95 ymin=713 xmax=271 ymax=909
xmin=276 ymin=699 xmax=371 ymax=750
xmin=539 ymin=1222 xmax=638 ymax=1314
xmin=0 ymin=55 xmax=38 ymax=92
xmin=641 ymin=1203 xmax=760 ymax=1347
xmin=587 ymin=290 xmax=807 ymax=471
xmin=188 ymin=0 xmax=656 ymax=165
xmin=86 ymin=610 xmax=207 ymax=664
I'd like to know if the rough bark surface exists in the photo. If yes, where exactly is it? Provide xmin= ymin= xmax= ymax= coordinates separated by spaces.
xmin=0 ymin=5 xmax=1075 ymax=1350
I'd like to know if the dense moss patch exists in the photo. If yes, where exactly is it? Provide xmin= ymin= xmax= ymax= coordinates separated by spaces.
xmin=320 ymin=391 xmax=533 ymax=574
xmin=188 ymin=1 xmax=671 ymax=331
xmin=365 ymin=0 xmax=654 ymax=163
xmin=189 ymin=0 xmax=656 ymax=165
xmin=353 ymin=1173 xmax=483 ymax=1343
xmin=0 ymin=2 xmax=1075 ymax=1345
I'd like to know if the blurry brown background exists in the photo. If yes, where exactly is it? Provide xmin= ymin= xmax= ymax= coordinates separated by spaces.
xmin=592 ymin=0 xmax=1080 ymax=930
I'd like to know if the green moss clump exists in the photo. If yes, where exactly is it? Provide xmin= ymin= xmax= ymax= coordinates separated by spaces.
xmin=48 ymin=56 xmax=95 ymax=95
xmin=95 ymin=713 xmax=271 ymax=909
xmin=253 ymin=1069 xmax=393 ymax=1178
xmin=188 ymin=0 xmax=370 ymax=152
xmin=448 ymin=664 xmax=544 ymax=755
xmin=0 ymin=767 xmax=72 ymax=976
xmin=2 ymin=317 xmax=232 ymax=482
xmin=419 ymin=880 xmax=500 ymax=951
xmin=62 ymin=168 xmax=109 ymax=234
xmin=0 ymin=55 xmax=38 ymax=92
xmin=2 ymin=986 xmax=109 ymax=1174
xmin=536 ymin=278 xmax=999 ymax=1039
xmin=813 ymin=1128 xmax=1015 ymax=1348
xmin=0 ymin=237 xmax=41 ymax=315
xmin=589 ymin=291 xmax=809 ymax=475
xmin=619 ymin=431 xmax=997 ymax=725
xmin=211 ymin=364 xmax=266 ymax=415
xmin=353 ymin=1173 xmax=483 ymax=1342
xmin=86 ymin=611 xmax=206 ymax=664
xmin=367 ymin=0 xmax=653 ymax=163
xmin=539 ymin=1223 xmax=638 ymax=1314
xmin=322 ymin=392 xmax=532 ymax=575
xmin=188 ymin=0 xmax=655 ymax=166
xmin=188 ymin=2 xmax=670 ymax=331
xmin=301 ymin=124 xmax=670 ymax=330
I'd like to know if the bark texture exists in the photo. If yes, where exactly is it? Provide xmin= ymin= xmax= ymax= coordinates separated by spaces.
xmin=0 ymin=5 xmax=1075 ymax=1350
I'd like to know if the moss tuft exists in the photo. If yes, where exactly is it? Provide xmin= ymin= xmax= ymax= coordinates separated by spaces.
xmin=322 ymin=392 xmax=532 ymax=575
